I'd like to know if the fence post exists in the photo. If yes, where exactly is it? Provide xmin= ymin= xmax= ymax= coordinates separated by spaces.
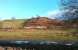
xmin=4 ymin=47 xmax=8 ymax=50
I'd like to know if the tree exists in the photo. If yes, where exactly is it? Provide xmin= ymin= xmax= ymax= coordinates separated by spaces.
xmin=60 ymin=0 xmax=78 ymax=37
xmin=11 ymin=17 xmax=16 ymax=21
xmin=61 ymin=0 xmax=78 ymax=26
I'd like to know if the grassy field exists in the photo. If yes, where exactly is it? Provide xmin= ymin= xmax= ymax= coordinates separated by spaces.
xmin=0 ymin=19 xmax=77 ymax=41
xmin=0 ymin=29 xmax=77 ymax=41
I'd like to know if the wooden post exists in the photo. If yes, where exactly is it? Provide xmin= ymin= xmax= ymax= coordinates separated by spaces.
xmin=4 ymin=47 xmax=8 ymax=50
xmin=16 ymin=47 xmax=21 ymax=50
xmin=0 ymin=46 xmax=4 ymax=50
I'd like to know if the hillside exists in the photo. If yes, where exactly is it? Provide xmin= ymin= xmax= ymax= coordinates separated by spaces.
xmin=0 ymin=19 xmax=26 ymax=29
xmin=0 ymin=17 xmax=77 ymax=41
xmin=23 ymin=17 xmax=64 ymax=29
xmin=0 ymin=17 xmax=64 ymax=29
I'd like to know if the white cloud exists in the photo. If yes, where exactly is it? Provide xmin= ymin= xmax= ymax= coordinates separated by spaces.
xmin=46 ymin=9 xmax=70 ymax=19
xmin=46 ymin=9 xmax=62 ymax=19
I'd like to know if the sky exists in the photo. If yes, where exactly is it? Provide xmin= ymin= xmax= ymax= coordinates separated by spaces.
xmin=0 ymin=0 xmax=60 ymax=20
